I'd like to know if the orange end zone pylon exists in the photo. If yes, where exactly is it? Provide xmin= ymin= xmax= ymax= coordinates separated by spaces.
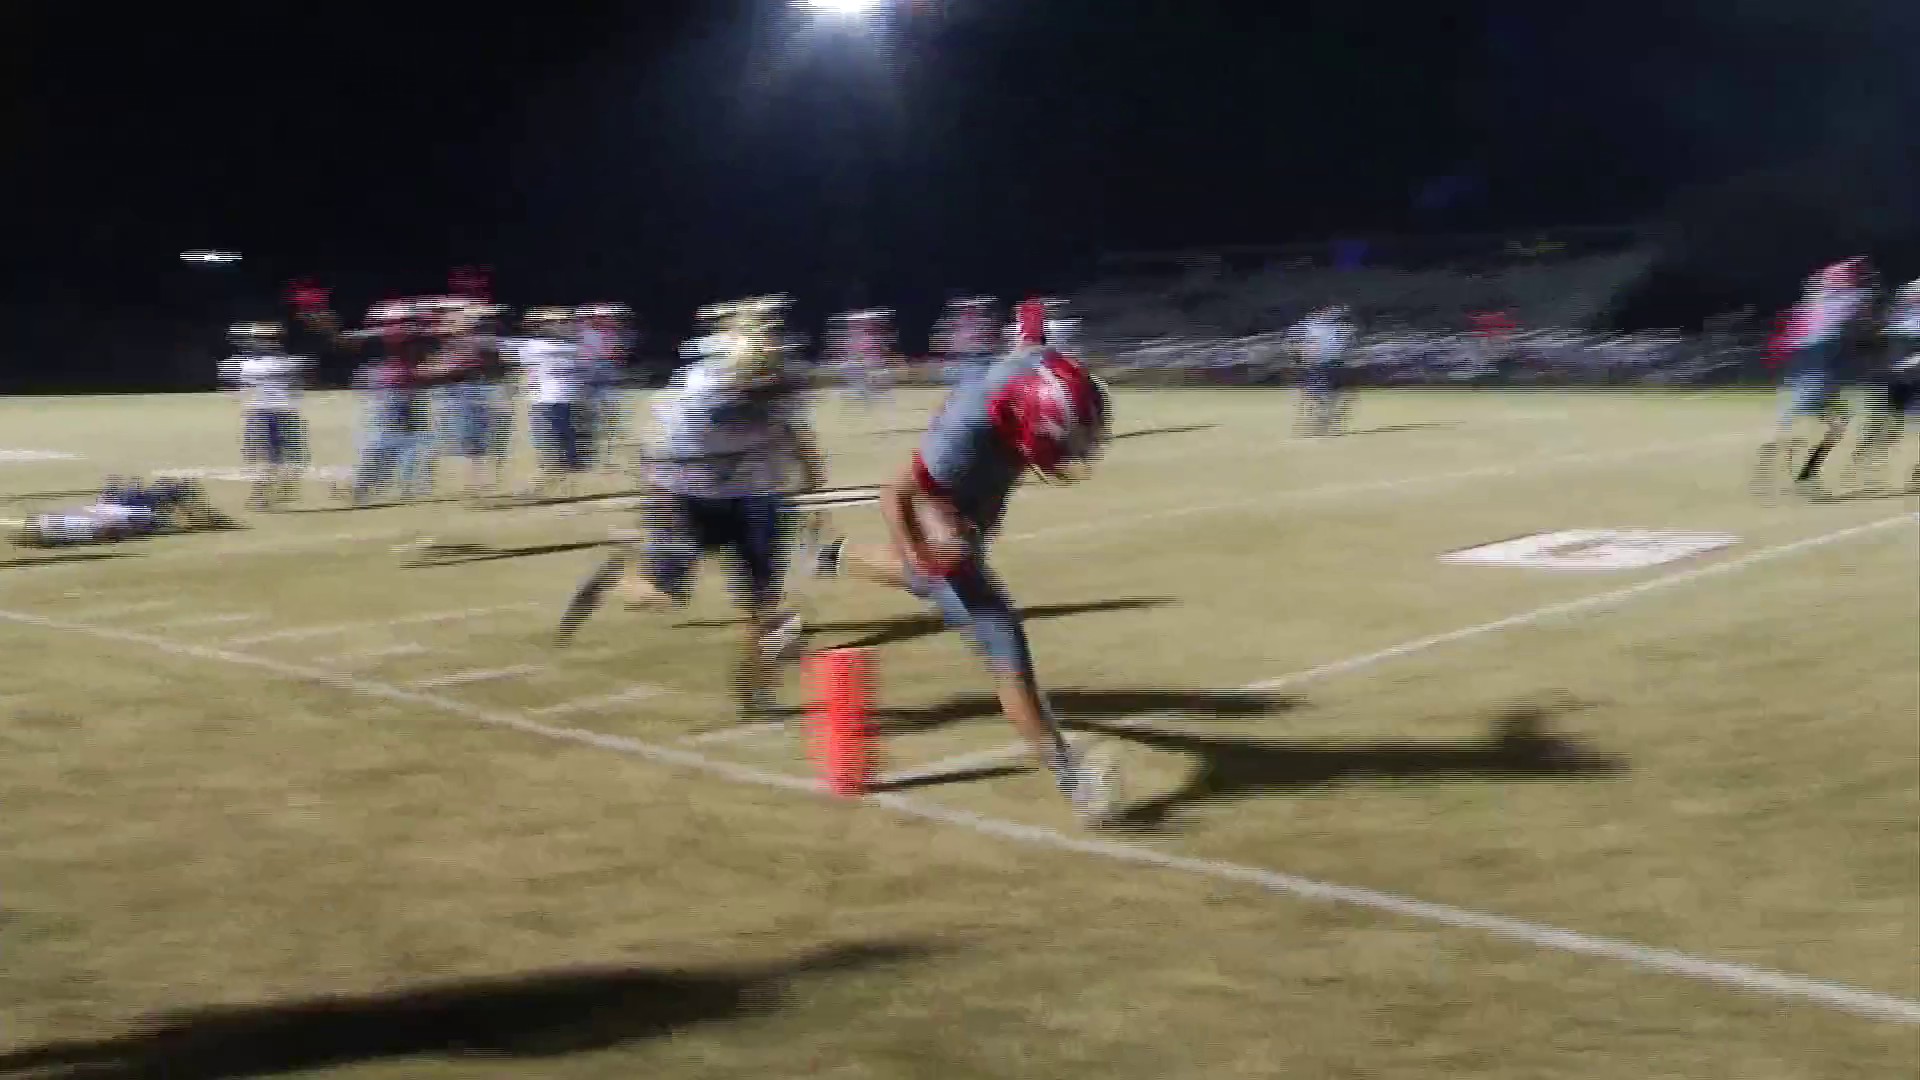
xmin=807 ymin=647 xmax=881 ymax=797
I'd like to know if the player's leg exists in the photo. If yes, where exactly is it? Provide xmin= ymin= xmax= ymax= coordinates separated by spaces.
xmin=1848 ymin=380 xmax=1900 ymax=483
xmin=555 ymin=489 xmax=690 ymax=645
xmin=1756 ymin=366 xmax=1818 ymax=495
xmin=724 ymin=494 xmax=806 ymax=718
xmin=1795 ymin=389 xmax=1849 ymax=489
xmin=279 ymin=411 xmax=308 ymax=506
xmin=915 ymin=559 xmax=1120 ymax=823
xmin=267 ymin=411 xmax=301 ymax=509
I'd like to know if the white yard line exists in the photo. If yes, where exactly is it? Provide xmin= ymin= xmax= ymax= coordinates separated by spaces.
xmin=680 ymin=720 xmax=789 ymax=746
xmin=1011 ymin=433 xmax=1751 ymax=543
xmin=896 ymin=513 xmax=1920 ymax=786
xmin=1 ymin=607 xmax=1916 ymax=1025
xmin=314 ymin=642 xmax=432 ymax=668
xmin=528 ymin=684 xmax=669 ymax=718
xmin=66 ymin=599 xmax=176 ymax=621
xmin=1238 ymin=512 xmax=1919 ymax=693
xmin=222 ymin=603 xmax=539 ymax=648
xmin=153 ymin=612 xmax=263 ymax=631
xmin=408 ymin=664 xmax=545 ymax=690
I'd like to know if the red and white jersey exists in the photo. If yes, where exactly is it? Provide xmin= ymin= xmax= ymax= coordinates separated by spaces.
xmin=939 ymin=302 xmax=1000 ymax=356
xmin=1781 ymin=262 xmax=1870 ymax=350
xmin=830 ymin=311 xmax=895 ymax=367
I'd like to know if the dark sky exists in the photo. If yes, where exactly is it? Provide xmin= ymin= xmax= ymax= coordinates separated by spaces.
xmin=6 ymin=0 xmax=1917 ymax=371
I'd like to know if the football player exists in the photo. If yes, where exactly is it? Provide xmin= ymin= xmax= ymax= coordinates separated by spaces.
xmin=555 ymin=296 xmax=825 ymax=719
xmin=577 ymin=303 xmax=634 ymax=474
xmin=812 ymin=298 xmax=1122 ymax=825
xmin=515 ymin=307 xmax=594 ymax=500
xmin=1290 ymin=305 xmax=1355 ymax=437
xmin=11 ymin=477 xmax=231 ymax=547
xmin=1756 ymin=258 xmax=1873 ymax=496
xmin=828 ymin=308 xmax=897 ymax=408
xmin=934 ymin=297 xmax=1001 ymax=386
xmin=1849 ymin=278 xmax=1920 ymax=488
xmin=217 ymin=322 xmax=315 ymax=510
xmin=420 ymin=298 xmax=512 ymax=500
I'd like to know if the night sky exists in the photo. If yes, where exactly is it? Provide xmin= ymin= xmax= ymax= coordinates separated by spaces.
xmin=6 ymin=0 xmax=1917 ymax=383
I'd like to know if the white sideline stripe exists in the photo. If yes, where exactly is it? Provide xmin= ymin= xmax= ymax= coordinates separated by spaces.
xmin=409 ymin=664 xmax=545 ymax=690
xmin=528 ymin=684 xmax=668 ymax=718
xmin=681 ymin=720 xmax=788 ymax=746
xmin=154 ymin=612 xmax=262 ymax=630
xmin=902 ymin=513 xmax=1920 ymax=796
xmin=67 ymin=599 xmax=175 ymax=620
xmin=1237 ymin=512 xmax=1920 ymax=695
xmin=1011 ymin=433 xmax=1751 ymax=543
xmin=222 ymin=603 xmax=538 ymax=647
xmin=315 ymin=643 xmax=432 ymax=667
xmin=1 ymin=612 xmax=1915 ymax=1025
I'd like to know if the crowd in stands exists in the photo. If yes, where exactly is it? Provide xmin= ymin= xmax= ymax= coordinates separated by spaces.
xmin=1063 ymin=230 xmax=1780 ymax=387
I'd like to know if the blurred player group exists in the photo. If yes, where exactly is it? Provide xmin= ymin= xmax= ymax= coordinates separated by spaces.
xmin=1757 ymin=258 xmax=1920 ymax=496
xmin=21 ymin=257 xmax=1910 ymax=828
xmin=557 ymin=292 xmax=1123 ymax=823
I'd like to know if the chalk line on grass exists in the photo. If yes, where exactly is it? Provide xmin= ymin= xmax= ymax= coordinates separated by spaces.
xmin=528 ymin=684 xmax=669 ymax=718
xmin=2 ymin=603 xmax=1916 ymax=1025
xmin=409 ymin=664 xmax=546 ymax=690
xmin=314 ymin=642 xmax=432 ymax=668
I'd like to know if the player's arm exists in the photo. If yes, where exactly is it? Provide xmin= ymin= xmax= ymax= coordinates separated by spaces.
xmin=780 ymin=418 xmax=827 ymax=494
xmin=883 ymin=456 xmax=968 ymax=578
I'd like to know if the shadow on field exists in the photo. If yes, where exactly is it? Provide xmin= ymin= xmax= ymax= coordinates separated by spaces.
xmin=811 ymin=597 xmax=1178 ymax=652
xmin=1812 ymin=481 xmax=1920 ymax=503
xmin=0 ymin=550 xmax=141 ymax=570
xmin=0 ymin=941 xmax=929 ymax=1080
xmin=1088 ymin=705 xmax=1625 ymax=830
xmin=1338 ymin=422 xmax=1456 ymax=436
xmin=0 ymin=489 xmax=99 ymax=503
xmin=1113 ymin=423 xmax=1217 ymax=442
xmin=417 ymin=540 xmax=606 ymax=567
xmin=875 ymin=686 xmax=1290 ymax=737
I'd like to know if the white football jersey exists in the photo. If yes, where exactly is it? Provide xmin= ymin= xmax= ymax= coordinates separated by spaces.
xmin=515 ymin=337 xmax=589 ymax=404
xmin=219 ymin=353 xmax=311 ymax=412
xmin=647 ymin=360 xmax=802 ymax=499
xmin=1292 ymin=315 xmax=1354 ymax=364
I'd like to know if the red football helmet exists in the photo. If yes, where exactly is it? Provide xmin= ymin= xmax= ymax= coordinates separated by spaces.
xmin=1013 ymin=297 xmax=1049 ymax=346
xmin=990 ymin=352 xmax=1111 ymax=483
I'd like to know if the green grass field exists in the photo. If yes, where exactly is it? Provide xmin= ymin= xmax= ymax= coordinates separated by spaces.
xmin=0 ymin=388 xmax=1914 ymax=1079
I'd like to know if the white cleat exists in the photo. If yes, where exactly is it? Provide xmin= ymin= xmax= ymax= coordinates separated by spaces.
xmin=1061 ymin=744 xmax=1123 ymax=827
xmin=759 ymin=612 xmax=807 ymax=667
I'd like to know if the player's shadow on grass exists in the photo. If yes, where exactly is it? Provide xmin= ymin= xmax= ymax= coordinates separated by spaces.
xmin=874 ymin=686 xmax=1289 ymax=738
xmin=0 ymin=550 xmax=141 ymax=570
xmin=1338 ymin=422 xmax=1456 ymax=436
xmin=0 ymin=941 xmax=928 ymax=1080
xmin=1086 ymin=706 xmax=1624 ymax=830
xmin=416 ymin=540 xmax=606 ymax=567
xmin=815 ymin=598 xmax=1178 ymax=652
xmin=1112 ymin=423 xmax=1217 ymax=441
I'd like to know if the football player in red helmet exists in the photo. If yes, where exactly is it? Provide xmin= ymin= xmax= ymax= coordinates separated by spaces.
xmin=814 ymin=299 xmax=1122 ymax=824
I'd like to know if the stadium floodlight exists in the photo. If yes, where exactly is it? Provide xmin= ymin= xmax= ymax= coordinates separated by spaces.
xmin=796 ymin=0 xmax=887 ymax=17
xmin=180 ymin=250 xmax=242 ymax=264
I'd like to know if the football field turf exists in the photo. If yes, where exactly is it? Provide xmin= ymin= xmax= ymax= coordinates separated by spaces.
xmin=0 ymin=388 xmax=1914 ymax=1078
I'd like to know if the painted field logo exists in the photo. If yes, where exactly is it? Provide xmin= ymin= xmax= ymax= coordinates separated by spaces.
xmin=0 ymin=450 xmax=80 ymax=463
xmin=1441 ymin=529 xmax=1739 ymax=571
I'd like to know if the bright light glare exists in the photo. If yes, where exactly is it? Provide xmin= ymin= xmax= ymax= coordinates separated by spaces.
xmin=180 ymin=250 xmax=242 ymax=264
xmin=796 ymin=0 xmax=886 ymax=17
